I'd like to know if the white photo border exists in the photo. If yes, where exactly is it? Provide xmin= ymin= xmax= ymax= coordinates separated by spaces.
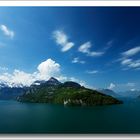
xmin=0 ymin=1 xmax=140 ymax=139
xmin=0 ymin=1 xmax=140 ymax=6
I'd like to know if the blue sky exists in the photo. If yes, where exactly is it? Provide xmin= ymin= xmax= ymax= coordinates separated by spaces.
xmin=0 ymin=7 xmax=140 ymax=91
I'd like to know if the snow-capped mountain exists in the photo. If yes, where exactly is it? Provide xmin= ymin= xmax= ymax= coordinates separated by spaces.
xmin=0 ymin=81 xmax=25 ymax=88
xmin=0 ymin=82 xmax=8 ymax=88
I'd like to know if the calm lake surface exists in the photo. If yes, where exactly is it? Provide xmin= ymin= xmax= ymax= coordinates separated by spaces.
xmin=0 ymin=99 xmax=140 ymax=134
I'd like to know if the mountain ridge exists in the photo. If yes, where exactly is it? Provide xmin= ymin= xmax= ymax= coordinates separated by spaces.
xmin=18 ymin=77 xmax=123 ymax=106
xmin=97 ymin=88 xmax=119 ymax=98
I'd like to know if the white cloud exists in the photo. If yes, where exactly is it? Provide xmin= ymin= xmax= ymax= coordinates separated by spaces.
xmin=122 ymin=46 xmax=140 ymax=57
xmin=86 ymin=70 xmax=99 ymax=74
xmin=88 ymin=51 xmax=104 ymax=57
xmin=108 ymin=83 xmax=116 ymax=90
xmin=11 ymin=70 xmax=35 ymax=87
xmin=66 ymin=76 xmax=93 ymax=89
xmin=72 ymin=57 xmax=85 ymax=64
xmin=121 ymin=59 xmax=132 ymax=65
xmin=0 ymin=24 xmax=14 ymax=39
xmin=0 ymin=71 xmax=35 ymax=87
xmin=0 ymin=67 xmax=8 ymax=71
xmin=69 ymin=77 xmax=86 ymax=87
xmin=37 ymin=59 xmax=60 ymax=80
xmin=56 ymin=75 xmax=68 ymax=82
xmin=78 ymin=41 xmax=104 ymax=57
xmin=128 ymin=59 xmax=140 ymax=68
xmin=78 ymin=42 xmax=91 ymax=53
xmin=56 ymin=75 xmax=88 ymax=87
xmin=62 ymin=42 xmax=74 ymax=52
xmin=53 ymin=30 xmax=74 ymax=52
xmin=119 ymin=46 xmax=140 ymax=70
xmin=120 ymin=58 xmax=140 ymax=69
xmin=130 ymin=89 xmax=136 ymax=91
xmin=0 ymin=58 xmax=89 ymax=88
xmin=0 ymin=59 xmax=60 ymax=87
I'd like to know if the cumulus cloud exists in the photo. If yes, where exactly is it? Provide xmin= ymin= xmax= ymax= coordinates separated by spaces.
xmin=53 ymin=30 xmax=74 ymax=52
xmin=37 ymin=59 xmax=60 ymax=80
xmin=0 ymin=58 xmax=88 ymax=88
xmin=0 ymin=24 xmax=14 ymax=39
xmin=108 ymin=83 xmax=116 ymax=90
xmin=78 ymin=41 xmax=104 ymax=57
xmin=0 ymin=71 xmax=35 ymax=87
xmin=0 ymin=59 xmax=61 ymax=87
xmin=11 ymin=70 xmax=35 ymax=86
xmin=72 ymin=57 xmax=85 ymax=64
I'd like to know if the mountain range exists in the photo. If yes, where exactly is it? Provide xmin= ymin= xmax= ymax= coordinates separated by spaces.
xmin=98 ymin=89 xmax=140 ymax=99
xmin=118 ymin=90 xmax=140 ymax=98
xmin=17 ymin=77 xmax=122 ymax=106
xmin=0 ymin=77 xmax=139 ymax=103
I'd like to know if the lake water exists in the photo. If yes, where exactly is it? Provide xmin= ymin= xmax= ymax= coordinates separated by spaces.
xmin=0 ymin=99 xmax=140 ymax=134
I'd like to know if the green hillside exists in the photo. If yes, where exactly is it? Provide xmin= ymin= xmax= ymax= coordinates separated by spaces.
xmin=18 ymin=78 xmax=122 ymax=106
